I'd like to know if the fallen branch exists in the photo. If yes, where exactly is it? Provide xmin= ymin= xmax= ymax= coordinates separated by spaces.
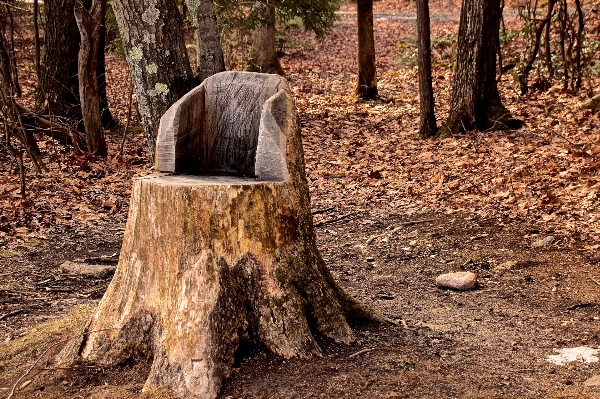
xmin=0 ymin=309 xmax=24 ymax=321
xmin=348 ymin=348 xmax=374 ymax=359
xmin=314 ymin=212 xmax=356 ymax=227
xmin=15 ymin=103 xmax=86 ymax=150
xmin=590 ymin=275 xmax=600 ymax=288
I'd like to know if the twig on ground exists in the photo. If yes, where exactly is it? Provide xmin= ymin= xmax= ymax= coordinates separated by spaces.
xmin=314 ymin=212 xmax=356 ymax=227
xmin=348 ymin=348 xmax=375 ymax=359
xmin=0 ymin=309 xmax=24 ymax=321
xmin=6 ymin=328 xmax=119 ymax=399
xmin=312 ymin=207 xmax=335 ymax=215
xmin=590 ymin=275 xmax=600 ymax=287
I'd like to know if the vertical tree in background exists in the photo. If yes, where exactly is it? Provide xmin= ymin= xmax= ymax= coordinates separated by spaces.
xmin=110 ymin=0 xmax=196 ymax=159
xmin=416 ymin=0 xmax=437 ymax=138
xmin=355 ymin=0 xmax=377 ymax=99
xmin=75 ymin=0 xmax=108 ymax=156
xmin=35 ymin=0 xmax=80 ymax=121
xmin=248 ymin=2 xmax=285 ymax=75
xmin=35 ymin=0 xmax=115 ymax=129
xmin=186 ymin=0 xmax=226 ymax=82
xmin=443 ymin=0 xmax=521 ymax=135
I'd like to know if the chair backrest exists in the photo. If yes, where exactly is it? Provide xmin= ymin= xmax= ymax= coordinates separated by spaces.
xmin=155 ymin=71 xmax=289 ymax=179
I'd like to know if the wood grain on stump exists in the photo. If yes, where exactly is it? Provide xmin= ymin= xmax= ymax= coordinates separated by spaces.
xmin=64 ymin=72 xmax=381 ymax=399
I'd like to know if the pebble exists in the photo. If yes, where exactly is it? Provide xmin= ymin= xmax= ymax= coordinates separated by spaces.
xmin=59 ymin=261 xmax=116 ymax=279
xmin=584 ymin=375 xmax=600 ymax=387
xmin=531 ymin=236 xmax=554 ymax=248
xmin=435 ymin=272 xmax=478 ymax=291
xmin=492 ymin=260 xmax=518 ymax=274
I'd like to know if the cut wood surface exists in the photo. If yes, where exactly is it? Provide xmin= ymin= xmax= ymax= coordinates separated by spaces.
xmin=66 ymin=72 xmax=380 ymax=399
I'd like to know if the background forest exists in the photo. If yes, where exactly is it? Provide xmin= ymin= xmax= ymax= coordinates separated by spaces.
xmin=1 ymin=0 xmax=600 ymax=398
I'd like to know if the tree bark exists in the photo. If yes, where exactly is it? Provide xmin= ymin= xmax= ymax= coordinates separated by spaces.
xmin=248 ymin=3 xmax=285 ymax=76
xmin=443 ymin=0 xmax=521 ymax=136
xmin=75 ymin=0 xmax=108 ymax=156
xmin=417 ymin=0 xmax=437 ymax=138
xmin=186 ymin=0 xmax=226 ymax=82
xmin=110 ymin=0 xmax=196 ymax=160
xmin=35 ymin=0 xmax=81 ymax=121
xmin=35 ymin=0 xmax=115 ymax=129
xmin=355 ymin=0 xmax=377 ymax=100
xmin=64 ymin=72 xmax=381 ymax=399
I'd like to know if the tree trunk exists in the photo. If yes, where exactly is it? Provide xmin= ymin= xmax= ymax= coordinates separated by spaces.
xmin=544 ymin=0 xmax=553 ymax=78
xmin=518 ymin=0 xmax=555 ymax=94
xmin=0 ymin=4 xmax=42 ymax=170
xmin=355 ymin=0 xmax=377 ymax=100
xmin=443 ymin=0 xmax=521 ymax=136
xmin=75 ymin=0 xmax=108 ymax=156
xmin=35 ymin=0 xmax=115 ymax=129
xmin=64 ymin=72 xmax=381 ymax=399
xmin=35 ymin=0 xmax=81 ymax=120
xmin=33 ymin=0 xmax=40 ymax=81
xmin=417 ymin=0 xmax=437 ymax=138
xmin=186 ymin=0 xmax=226 ymax=82
xmin=248 ymin=3 xmax=285 ymax=76
xmin=110 ymin=0 xmax=196 ymax=160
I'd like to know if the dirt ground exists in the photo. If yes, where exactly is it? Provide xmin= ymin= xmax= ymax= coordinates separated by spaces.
xmin=1 ymin=211 xmax=600 ymax=398
xmin=1 ymin=0 xmax=600 ymax=398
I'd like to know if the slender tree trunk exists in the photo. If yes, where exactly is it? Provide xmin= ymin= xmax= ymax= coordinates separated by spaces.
xmin=355 ymin=0 xmax=377 ymax=100
xmin=75 ymin=0 xmax=108 ymax=156
xmin=33 ymin=0 xmax=40 ymax=81
xmin=186 ymin=0 xmax=226 ymax=82
xmin=0 ymin=9 xmax=43 ymax=171
xmin=249 ymin=3 xmax=284 ymax=75
xmin=558 ymin=0 xmax=568 ymax=89
xmin=417 ymin=0 xmax=437 ymax=138
xmin=544 ymin=0 xmax=553 ymax=77
xmin=574 ymin=0 xmax=583 ymax=91
xmin=518 ymin=0 xmax=555 ymax=94
xmin=97 ymin=11 xmax=117 ymax=129
xmin=110 ymin=0 xmax=196 ymax=159
xmin=443 ymin=0 xmax=521 ymax=136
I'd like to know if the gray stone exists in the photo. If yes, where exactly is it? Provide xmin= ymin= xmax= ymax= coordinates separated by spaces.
xmin=59 ymin=261 xmax=116 ymax=279
xmin=435 ymin=271 xmax=478 ymax=291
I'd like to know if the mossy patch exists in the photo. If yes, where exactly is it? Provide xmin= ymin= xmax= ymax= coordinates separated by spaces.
xmin=0 ymin=303 xmax=96 ymax=378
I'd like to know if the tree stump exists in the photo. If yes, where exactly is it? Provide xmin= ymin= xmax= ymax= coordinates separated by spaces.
xmin=67 ymin=72 xmax=380 ymax=398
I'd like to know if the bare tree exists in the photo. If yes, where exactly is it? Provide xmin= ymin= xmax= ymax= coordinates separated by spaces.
xmin=443 ymin=0 xmax=521 ymax=136
xmin=75 ymin=0 xmax=108 ymax=156
xmin=417 ymin=0 xmax=437 ymax=138
xmin=355 ymin=0 xmax=377 ymax=99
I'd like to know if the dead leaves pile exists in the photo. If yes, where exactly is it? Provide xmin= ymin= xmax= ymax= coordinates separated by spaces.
xmin=0 ymin=0 xmax=598 ymax=249
xmin=284 ymin=2 xmax=599 ymax=245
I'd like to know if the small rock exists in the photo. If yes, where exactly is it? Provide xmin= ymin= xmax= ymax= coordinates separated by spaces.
xmin=435 ymin=271 xmax=478 ymax=291
xmin=584 ymin=375 xmax=600 ymax=387
xmin=492 ymin=260 xmax=518 ymax=274
xmin=59 ymin=261 xmax=116 ymax=279
xmin=532 ymin=236 xmax=554 ymax=248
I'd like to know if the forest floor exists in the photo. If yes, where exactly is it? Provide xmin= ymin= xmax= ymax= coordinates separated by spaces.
xmin=1 ymin=0 xmax=600 ymax=398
